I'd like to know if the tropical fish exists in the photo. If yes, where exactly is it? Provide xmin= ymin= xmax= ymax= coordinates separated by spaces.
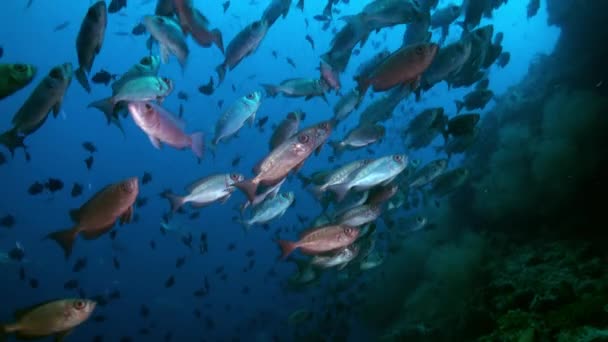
xmin=216 ymin=19 xmax=268 ymax=84
xmin=240 ymin=192 xmax=294 ymax=230
xmin=213 ymin=91 xmax=262 ymax=145
xmin=277 ymin=224 xmax=359 ymax=259
xmin=143 ymin=15 xmax=189 ymax=69
xmin=269 ymin=110 xmax=304 ymax=150
xmin=172 ymin=0 xmax=224 ymax=53
xmin=163 ymin=173 xmax=244 ymax=212
xmin=75 ymin=1 xmax=107 ymax=93
xmin=0 ymin=64 xmax=37 ymax=100
xmin=46 ymin=177 xmax=139 ymax=258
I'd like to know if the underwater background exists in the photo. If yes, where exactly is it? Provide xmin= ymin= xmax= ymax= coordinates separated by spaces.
xmin=0 ymin=0 xmax=607 ymax=341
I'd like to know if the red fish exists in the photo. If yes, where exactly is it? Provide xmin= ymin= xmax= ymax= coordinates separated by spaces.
xmin=277 ymin=224 xmax=360 ymax=259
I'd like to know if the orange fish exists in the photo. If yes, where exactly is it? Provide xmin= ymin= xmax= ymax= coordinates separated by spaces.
xmin=46 ymin=177 xmax=139 ymax=258
xmin=278 ymin=224 xmax=360 ymax=259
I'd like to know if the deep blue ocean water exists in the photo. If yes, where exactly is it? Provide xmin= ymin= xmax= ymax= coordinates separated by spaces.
xmin=0 ymin=0 xmax=561 ymax=340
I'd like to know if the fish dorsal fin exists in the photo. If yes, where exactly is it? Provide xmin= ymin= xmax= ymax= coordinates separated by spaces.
xmin=165 ymin=111 xmax=186 ymax=130
xmin=14 ymin=299 xmax=58 ymax=320
xmin=69 ymin=208 xmax=81 ymax=222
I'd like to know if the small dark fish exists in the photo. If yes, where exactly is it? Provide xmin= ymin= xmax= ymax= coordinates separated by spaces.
xmin=296 ymin=214 xmax=308 ymax=223
xmin=256 ymin=116 xmax=268 ymax=131
xmin=108 ymin=0 xmax=127 ymax=13
xmin=142 ymin=171 xmax=152 ymax=185
xmin=304 ymin=18 xmax=309 ymax=28
xmin=177 ymin=91 xmax=188 ymax=101
xmin=353 ymin=49 xmax=360 ymax=56
xmin=176 ymin=256 xmax=186 ymax=268
xmin=140 ymin=304 xmax=150 ymax=318
xmin=165 ymin=275 xmax=175 ymax=288
xmin=113 ymin=257 xmax=120 ymax=270
xmin=527 ymin=0 xmax=540 ymax=18
xmin=241 ymin=286 xmax=250 ymax=294
xmin=85 ymin=156 xmax=94 ymax=170
xmin=222 ymin=1 xmax=230 ymax=12
xmin=91 ymin=69 xmax=116 ymax=86
xmin=9 ymin=244 xmax=25 ymax=261
xmin=286 ymin=57 xmax=296 ymax=68
xmin=178 ymin=103 xmax=184 ymax=118
xmin=245 ymin=249 xmax=255 ymax=257
xmin=149 ymin=240 xmax=156 ymax=250
xmin=72 ymin=257 xmax=87 ymax=272
xmin=204 ymin=317 xmax=216 ymax=330
xmin=189 ymin=212 xmax=200 ymax=220
xmin=193 ymin=309 xmax=201 ymax=318
xmin=305 ymin=35 xmax=314 ymax=49
xmin=313 ymin=15 xmax=329 ymax=22
xmin=198 ymin=77 xmax=214 ymax=95
xmin=215 ymin=266 xmax=224 ymax=274
xmin=53 ymin=21 xmax=70 ymax=32
xmin=19 ymin=266 xmax=26 ymax=280
xmin=45 ymin=178 xmax=64 ymax=192
xmin=110 ymin=230 xmax=118 ymax=240
xmin=227 ymin=243 xmax=236 ymax=251
xmin=132 ymin=23 xmax=146 ymax=35
xmin=0 ymin=152 xmax=5 ymax=165
xmin=71 ymin=183 xmax=83 ymax=197
xmin=0 ymin=46 xmax=3 ymax=59
xmin=29 ymin=278 xmax=39 ymax=289
xmin=0 ymin=214 xmax=15 ymax=228
xmin=64 ymin=279 xmax=79 ymax=290
xmin=27 ymin=182 xmax=43 ymax=195
xmin=135 ymin=197 xmax=148 ymax=208
xmin=231 ymin=155 xmax=241 ymax=167
xmin=217 ymin=100 xmax=224 ymax=109
xmin=193 ymin=288 xmax=207 ymax=297
xmin=182 ymin=233 xmax=193 ymax=249
xmin=82 ymin=141 xmax=97 ymax=153
xmin=271 ymin=50 xmax=278 ymax=59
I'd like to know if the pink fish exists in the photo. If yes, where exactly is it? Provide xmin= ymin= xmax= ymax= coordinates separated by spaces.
xmin=277 ymin=224 xmax=360 ymax=259
xmin=128 ymin=101 xmax=204 ymax=159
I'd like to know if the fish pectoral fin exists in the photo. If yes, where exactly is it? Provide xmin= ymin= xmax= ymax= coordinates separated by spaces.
xmin=160 ymin=44 xmax=170 ymax=64
xmin=304 ymin=95 xmax=313 ymax=101
xmin=119 ymin=206 xmax=133 ymax=225
xmin=247 ymin=112 xmax=256 ymax=127
xmin=190 ymin=201 xmax=209 ymax=208
xmin=148 ymin=135 xmax=162 ymax=149
xmin=52 ymin=100 xmax=63 ymax=118
xmin=54 ymin=329 xmax=73 ymax=342
xmin=337 ymin=262 xmax=349 ymax=271
xmin=13 ymin=299 xmax=59 ymax=321
xmin=219 ymin=194 xmax=231 ymax=204
xmin=81 ymin=224 xmax=114 ymax=240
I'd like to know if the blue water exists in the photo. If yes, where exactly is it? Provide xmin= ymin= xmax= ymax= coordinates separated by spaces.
xmin=0 ymin=0 xmax=560 ymax=340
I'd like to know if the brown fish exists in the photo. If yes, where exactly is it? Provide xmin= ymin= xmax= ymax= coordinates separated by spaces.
xmin=46 ymin=177 xmax=139 ymax=258
xmin=173 ymin=0 xmax=224 ymax=53
xmin=269 ymin=110 xmax=305 ymax=151
xmin=277 ymin=224 xmax=360 ymax=259
xmin=1 ymin=298 xmax=95 ymax=341
xmin=235 ymin=120 xmax=333 ymax=202
xmin=356 ymin=42 xmax=438 ymax=95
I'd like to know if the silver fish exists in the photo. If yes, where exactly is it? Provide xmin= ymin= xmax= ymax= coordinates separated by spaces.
xmin=240 ymin=192 xmax=294 ymax=229
xmin=163 ymin=173 xmax=244 ymax=212
xmin=335 ymin=204 xmax=382 ymax=227
xmin=213 ymin=91 xmax=262 ymax=145
xmin=143 ymin=15 xmax=189 ymax=69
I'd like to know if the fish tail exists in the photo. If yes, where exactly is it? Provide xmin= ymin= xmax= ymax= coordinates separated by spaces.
xmin=327 ymin=183 xmax=350 ymax=202
xmin=261 ymin=84 xmax=279 ymax=98
xmin=190 ymin=132 xmax=205 ymax=160
xmin=0 ymin=128 xmax=25 ymax=156
xmin=75 ymin=67 xmax=91 ymax=93
xmin=455 ymin=100 xmax=464 ymax=113
xmin=88 ymin=97 xmax=115 ymax=122
xmin=215 ymin=64 xmax=226 ymax=85
xmin=234 ymin=179 xmax=259 ymax=203
xmin=296 ymin=0 xmax=304 ymax=11
xmin=46 ymin=227 xmax=78 ymax=259
xmin=310 ymin=185 xmax=325 ymax=199
xmin=162 ymin=192 xmax=185 ymax=212
xmin=277 ymin=239 xmax=297 ymax=259
xmin=239 ymin=220 xmax=252 ymax=233
xmin=212 ymin=29 xmax=224 ymax=54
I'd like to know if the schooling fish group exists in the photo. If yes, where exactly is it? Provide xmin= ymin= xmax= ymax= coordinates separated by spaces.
xmin=0 ymin=0 xmax=524 ymax=339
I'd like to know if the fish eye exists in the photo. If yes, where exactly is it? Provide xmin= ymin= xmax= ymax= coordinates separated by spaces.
xmin=121 ymin=182 xmax=134 ymax=193
xmin=319 ymin=122 xmax=329 ymax=130
xmin=141 ymin=57 xmax=151 ymax=65
xmin=393 ymin=155 xmax=403 ymax=162
xmin=230 ymin=173 xmax=240 ymax=181
xmin=144 ymin=103 xmax=153 ymax=111
xmin=246 ymin=93 xmax=255 ymax=100
xmin=415 ymin=46 xmax=424 ymax=55
xmin=416 ymin=216 xmax=423 ymax=223
xmin=74 ymin=300 xmax=86 ymax=310
xmin=14 ymin=64 xmax=27 ymax=72
xmin=49 ymin=68 xmax=62 ymax=79
xmin=155 ymin=17 xmax=165 ymax=24
xmin=298 ymin=134 xmax=310 ymax=144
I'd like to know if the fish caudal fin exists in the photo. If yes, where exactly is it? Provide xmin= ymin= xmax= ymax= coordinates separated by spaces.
xmin=234 ymin=179 xmax=259 ymax=203
xmin=190 ymin=132 xmax=205 ymax=160
xmin=46 ymin=228 xmax=78 ymax=259
xmin=261 ymin=84 xmax=279 ymax=98
xmin=0 ymin=128 xmax=25 ymax=156
xmin=455 ymin=100 xmax=464 ymax=113
xmin=75 ymin=67 xmax=91 ymax=93
xmin=354 ymin=75 xmax=370 ymax=97
xmin=309 ymin=185 xmax=325 ymax=200
xmin=88 ymin=97 xmax=115 ymax=121
xmin=296 ymin=0 xmax=304 ymax=11
xmin=162 ymin=192 xmax=185 ymax=212
xmin=277 ymin=240 xmax=297 ymax=259
xmin=212 ymin=29 xmax=224 ymax=54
